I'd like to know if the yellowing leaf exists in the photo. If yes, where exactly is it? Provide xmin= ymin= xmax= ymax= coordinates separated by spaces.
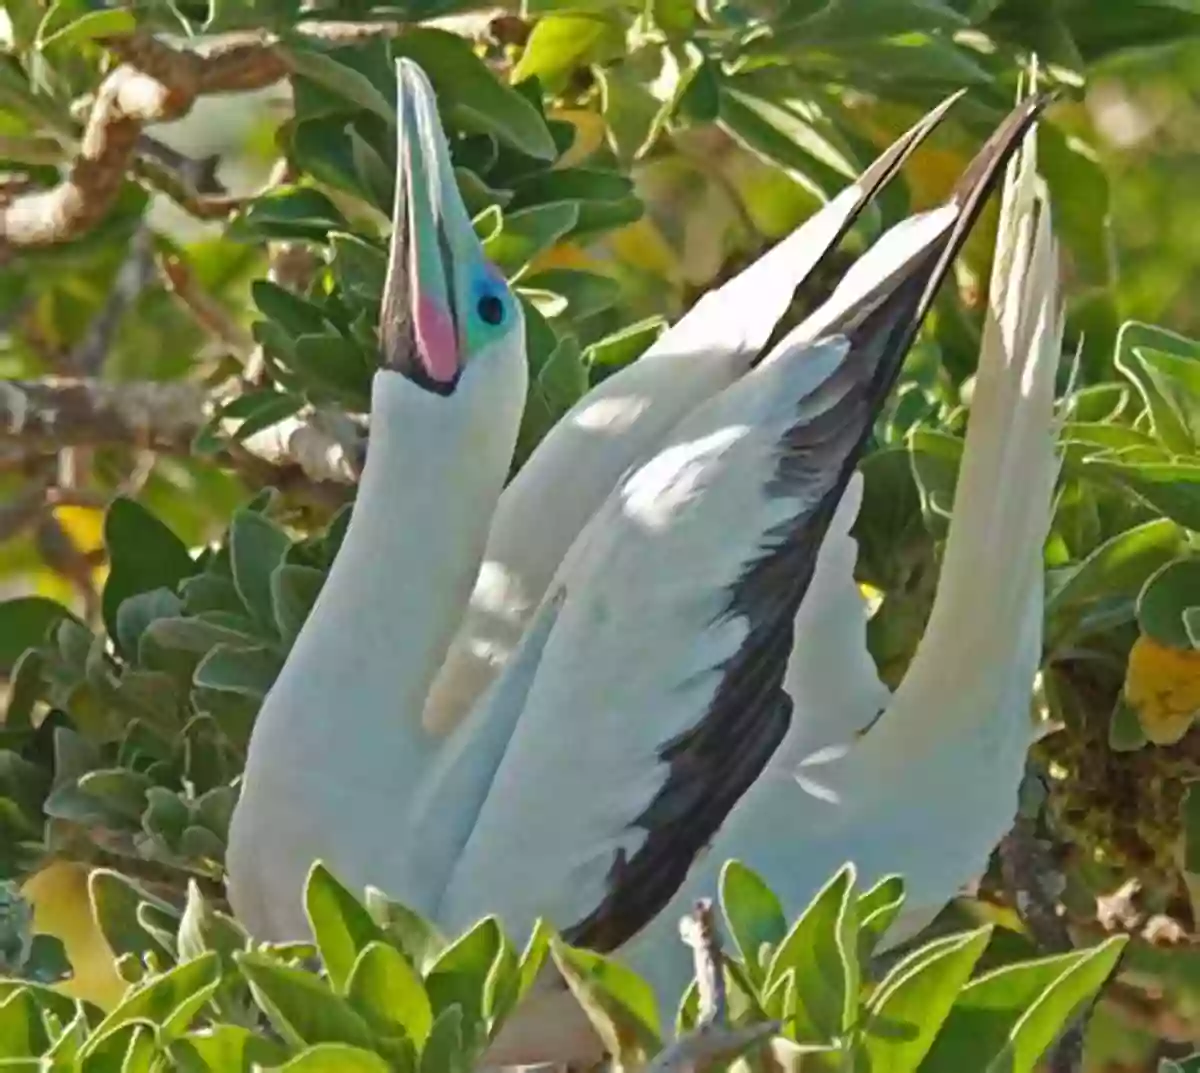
xmin=53 ymin=506 xmax=106 ymax=554
xmin=23 ymin=861 xmax=128 ymax=1009
xmin=1123 ymin=634 xmax=1200 ymax=745
xmin=606 ymin=217 xmax=680 ymax=282
xmin=552 ymin=108 xmax=608 ymax=167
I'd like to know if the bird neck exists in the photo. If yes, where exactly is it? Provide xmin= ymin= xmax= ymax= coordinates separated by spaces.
xmin=255 ymin=370 xmax=520 ymax=783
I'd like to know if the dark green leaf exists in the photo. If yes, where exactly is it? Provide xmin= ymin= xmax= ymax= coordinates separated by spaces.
xmin=394 ymin=30 xmax=557 ymax=160
xmin=193 ymin=644 xmax=283 ymax=698
xmin=0 ymin=596 xmax=76 ymax=674
xmin=229 ymin=509 xmax=292 ymax=632
xmin=229 ymin=187 xmax=350 ymax=243
xmin=281 ymin=41 xmax=396 ymax=123
xmin=271 ymin=564 xmax=326 ymax=647
xmin=103 ymin=499 xmax=197 ymax=654
xmin=1137 ymin=557 xmax=1200 ymax=649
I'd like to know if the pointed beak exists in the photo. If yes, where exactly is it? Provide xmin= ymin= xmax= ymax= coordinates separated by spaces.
xmin=379 ymin=59 xmax=478 ymax=395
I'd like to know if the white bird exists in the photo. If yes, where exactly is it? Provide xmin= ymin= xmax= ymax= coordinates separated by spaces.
xmin=226 ymin=57 xmax=1058 ymax=1067
xmin=419 ymin=92 xmax=965 ymax=738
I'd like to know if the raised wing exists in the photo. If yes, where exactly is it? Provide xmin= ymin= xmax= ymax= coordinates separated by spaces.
xmin=421 ymin=92 xmax=964 ymax=735
xmin=434 ymin=93 xmax=1052 ymax=953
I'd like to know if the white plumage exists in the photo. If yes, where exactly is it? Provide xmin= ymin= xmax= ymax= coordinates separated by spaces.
xmin=227 ymin=60 xmax=1062 ymax=1068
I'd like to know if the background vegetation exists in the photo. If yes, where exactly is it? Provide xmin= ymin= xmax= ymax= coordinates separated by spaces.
xmin=0 ymin=0 xmax=1198 ymax=1069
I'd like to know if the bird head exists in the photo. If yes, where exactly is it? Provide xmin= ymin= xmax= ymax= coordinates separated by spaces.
xmin=378 ymin=59 xmax=526 ymax=409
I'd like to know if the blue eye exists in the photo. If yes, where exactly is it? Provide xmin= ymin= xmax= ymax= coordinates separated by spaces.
xmin=476 ymin=292 xmax=505 ymax=326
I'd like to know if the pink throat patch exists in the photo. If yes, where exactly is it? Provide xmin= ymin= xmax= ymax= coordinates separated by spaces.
xmin=414 ymin=294 xmax=460 ymax=383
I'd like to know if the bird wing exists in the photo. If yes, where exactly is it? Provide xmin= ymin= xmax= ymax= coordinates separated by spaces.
xmin=420 ymin=93 xmax=964 ymax=736
xmin=434 ymin=89 xmax=1050 ymax=956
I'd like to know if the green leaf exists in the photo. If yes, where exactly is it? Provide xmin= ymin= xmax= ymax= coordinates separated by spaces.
xmin=0 ymin=596 xmax=76 ymax=674
xmin=860 ymin=926 xmax=991 ymax=1072
xmin=103 ymin=499 xmax=197 ymax=654
xmin=550 ymin=939 xmax=662 ymax=1067
xmin=271 ymin=564 xmax=326 ymax=647
xmin=79 ymin=953 xmax=221 ymax=1057
xmin=519 ymin=269 xmax=620 ymax=322
xmin=281 ymin=41 xmax=396 ymax=123
xmin=585 ymin=317 xmax=666 ymax=372
xmin=921 ymin=936 xmax=1128 ymax=1073
xmin=89 ymin=869 xmax=177 ymax=961
xmin=177 ymin=879 xmax=247 ymax=965
xmin=237 ymin=951 xmax=377 ymax=1051
xmin=394 ymin=30 xmax=557 ymax=160
xmin=229 ymin=509 xmax=293 ymax=632
xmin=424 ymin=916 xmax=503 ymax=1049
xmin=0 ymin=989 xmax=49 ymax=1058
xmin=1045 ymin=519 xmax=1187 ymax=630
xmin=36 ymin=0 xmax=136 ymax=48
xmin=170 ymin=1025 xmax=288 ymax=1072
xmin=1113 ymin=323 xmax=1200 ymax=452
xmin=765 ymin=863 xmax=858 ymax=1043
xmin=143 ymin=613 xmax=262 ymax=658
xmin=1137 ymin=557 xmax=1200 ymax=649
xmin=857 ymin=875 xmax=906 ymax=969
xmin=346 ymin=941 xmax=433 ymax=1046
xmin=305 ymin=863 xmax=384 ymax=993
xmin=717 ymin=80 xmax=858 ymax=201
xmin=483 ymin=203 xmax=579 ymax=276
xmin=229 ymin=187 xmax=350 ymax=243
xmin=719 ymin=860 xmax=788 ymax=990
xmin=419 ymin=1005 xmax=467 ymax=1073
xmin=115 ymin=587 xmax=182 ymax=664
xmin=252 ymin=281 xmax=331 ymax=338
xmin=364 ymin=888 xmax=446 ymax=970
xmin=513 ymin=14 xmax=625 ymax=93
xmin=193 ymin=644 xmax=283 ymax=699
xmin=266 ymin=1044 xmax=392 ymax=1073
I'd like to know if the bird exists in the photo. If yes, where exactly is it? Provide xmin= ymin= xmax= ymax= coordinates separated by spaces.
xmin=419 ymin=90 xmax=966 ymax=738
xmin=226 ymin=55 xmax=1059 ymax=1068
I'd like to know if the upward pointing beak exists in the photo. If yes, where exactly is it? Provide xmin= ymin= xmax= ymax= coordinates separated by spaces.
xmin=379 ymin=59 xmax=476 ymax=394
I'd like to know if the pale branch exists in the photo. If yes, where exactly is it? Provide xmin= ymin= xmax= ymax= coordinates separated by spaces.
xmin=643 ymin=900 xmax=780 ymax=1073
xmin=0 ymin=23 xmax=412 ymax=260
xmin=0 ymin=32 xmax=284 ymax=263
xmin=0 ymin=377 xmax=357 ymax=492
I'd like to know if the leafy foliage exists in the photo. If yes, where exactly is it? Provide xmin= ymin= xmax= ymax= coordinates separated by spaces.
xmin=1 ymin=0 xmax=1199 ymax=1068
xmin=0 ymin=858 xmax=1126 ymax=1071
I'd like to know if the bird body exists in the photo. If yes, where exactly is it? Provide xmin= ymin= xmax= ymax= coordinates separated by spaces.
xmin=226 ymin=58 xmax=1062 ymax=1068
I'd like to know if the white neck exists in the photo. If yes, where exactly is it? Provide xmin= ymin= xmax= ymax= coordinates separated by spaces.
xmin=250 ymin=368 xmax=521 ymax=789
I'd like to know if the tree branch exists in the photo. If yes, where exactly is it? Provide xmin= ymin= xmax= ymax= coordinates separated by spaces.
xmin=0 ymin=23 xmax=414 ymax=261
xmin=0 ymin=377 xmax=356 ymax=495
xmin=643 ymin=900 xmax=780 ymax=1073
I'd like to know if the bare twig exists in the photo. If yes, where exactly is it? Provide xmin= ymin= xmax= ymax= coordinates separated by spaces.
xmin=158 ymin=251 xmax=257 ymax=362
xmin=644 ymin=900 xmax=780 ymax=1073
xmin=0 ymin=376 xmax=356 ymax=497
xmin=67 ymin=226 xmax=157 ymax=375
